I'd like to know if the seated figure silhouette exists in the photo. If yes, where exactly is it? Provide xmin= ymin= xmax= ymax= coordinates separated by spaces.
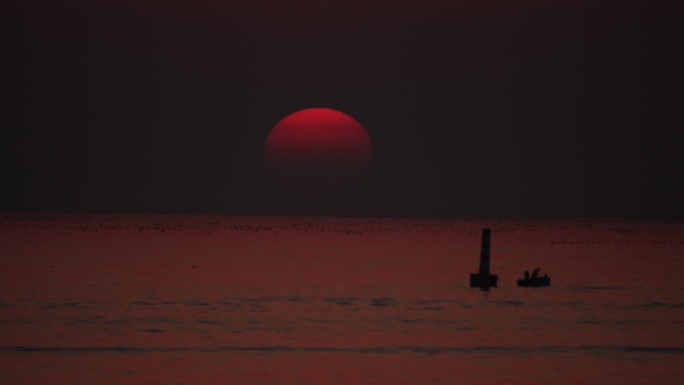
xmin=518 ymin=267 xmax=551 ymax=287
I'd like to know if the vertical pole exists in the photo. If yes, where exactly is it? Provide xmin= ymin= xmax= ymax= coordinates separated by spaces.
xmin=479 ymin=228 xmax=491 ymax=275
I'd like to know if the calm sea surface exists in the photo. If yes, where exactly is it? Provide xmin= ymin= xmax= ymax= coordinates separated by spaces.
xmin=1 ymin=214 xmax=683 ymax=384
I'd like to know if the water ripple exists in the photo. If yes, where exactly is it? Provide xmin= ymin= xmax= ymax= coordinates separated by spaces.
xmin=5 ymin=345 xmax=683 ymax=355
xmin=370 ymin=298 xmax=397 ymax=307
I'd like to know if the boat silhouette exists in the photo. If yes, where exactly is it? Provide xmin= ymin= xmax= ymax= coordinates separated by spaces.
xmin=517 ymin=269 xmax=551 ymax=287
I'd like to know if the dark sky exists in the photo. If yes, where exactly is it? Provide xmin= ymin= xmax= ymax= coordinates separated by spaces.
xmin=2 ymin=0 xmax=681 ymax=217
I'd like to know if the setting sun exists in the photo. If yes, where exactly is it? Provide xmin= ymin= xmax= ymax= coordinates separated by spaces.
xmin=263 ymin=108 xmax=374 ymax=203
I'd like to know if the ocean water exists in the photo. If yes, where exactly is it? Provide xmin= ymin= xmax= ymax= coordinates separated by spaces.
xmin=1 ymin=214 xmax=683 ymax=384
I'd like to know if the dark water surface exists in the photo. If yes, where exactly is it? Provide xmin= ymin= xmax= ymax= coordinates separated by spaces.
xmin=1 ymin=215 xmax=683 ymax=384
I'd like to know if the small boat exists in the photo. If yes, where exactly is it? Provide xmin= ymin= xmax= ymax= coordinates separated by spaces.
xmin=517 ymin=275 xmax=551 ymax=287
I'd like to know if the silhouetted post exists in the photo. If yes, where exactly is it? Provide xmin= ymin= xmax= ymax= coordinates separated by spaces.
xmin=479 ymin=228 xmax=491 ymax=275
xmin=469 ymin=228 xmax=498 ymax=288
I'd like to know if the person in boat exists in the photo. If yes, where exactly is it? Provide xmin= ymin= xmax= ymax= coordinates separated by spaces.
xmin=532 ymin=268 xmax=540 ymax=279
xmin=524 ymin=270 xmax=530 ymax=280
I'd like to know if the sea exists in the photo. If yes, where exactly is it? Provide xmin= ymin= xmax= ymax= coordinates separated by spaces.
xmin=1 ymin=214 xmax=683 ymax=384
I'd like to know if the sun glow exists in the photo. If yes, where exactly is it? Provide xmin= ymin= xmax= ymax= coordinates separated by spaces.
xmin=263 ymin=108 xmax=374 ymax=202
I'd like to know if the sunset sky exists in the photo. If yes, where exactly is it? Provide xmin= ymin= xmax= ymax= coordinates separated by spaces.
xmin=2 ymin=0 xmax=681 ymax=217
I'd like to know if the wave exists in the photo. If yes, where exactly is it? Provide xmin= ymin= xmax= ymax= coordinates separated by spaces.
xmin=577 ymin=286 xmax=625 ymax=291
xmin=370 ymin=297 xmax=397 ymax=307
xmin=4 ymin=345 xmax=683 ymax=355
xmin=637 ymin=301 xmax=684 ymax=309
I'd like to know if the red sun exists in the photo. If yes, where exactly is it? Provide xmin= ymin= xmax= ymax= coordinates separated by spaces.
xmin=263 ymin=108 xmax=374 ymax=203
